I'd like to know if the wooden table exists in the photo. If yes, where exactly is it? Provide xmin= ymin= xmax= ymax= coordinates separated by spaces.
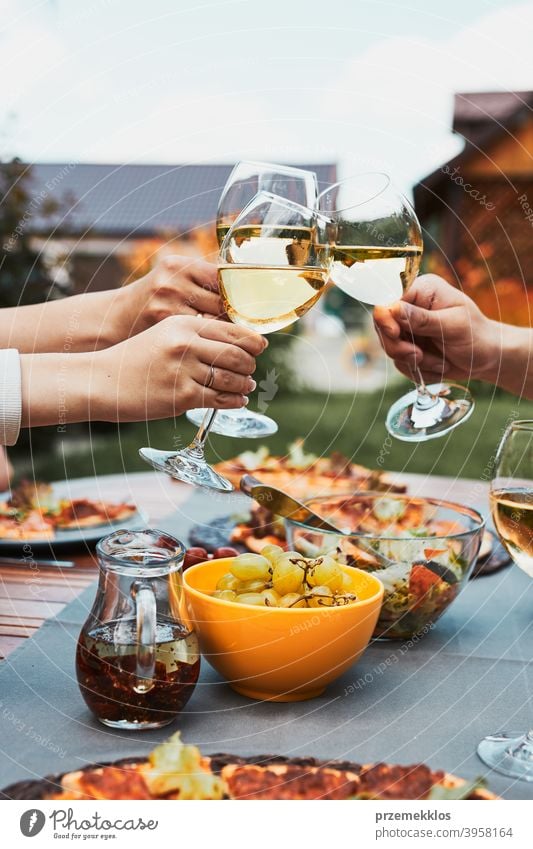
xmin=0 ymin=471 xmax=194 ymax=660
xmin=0 ymin=470 xmax=488 ymax=661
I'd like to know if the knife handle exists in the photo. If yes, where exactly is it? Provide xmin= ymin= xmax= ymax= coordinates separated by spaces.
xmin=239 ymin=474 xmax=262 ymax=496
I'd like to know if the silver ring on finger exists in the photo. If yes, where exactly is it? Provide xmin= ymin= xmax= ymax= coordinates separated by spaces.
xmin=206 ymin=365 xmax=216 ymax=389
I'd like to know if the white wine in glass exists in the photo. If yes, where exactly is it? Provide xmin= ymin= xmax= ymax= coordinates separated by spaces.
xmin=219 ymin=222 xmax=326 ymax=332
xmin=490 ymin=488 xmax=533 ymax=578
xmin=478 ymin=420 xmax=533 ymax=780
xmin=318 ymin=244 xmax=422 ymax=306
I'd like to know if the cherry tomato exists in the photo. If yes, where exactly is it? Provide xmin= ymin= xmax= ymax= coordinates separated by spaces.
xmin=183 ymin=547 xmax=208 ymax=570
xmin=212 ymin=546 xmax=240 ymax=559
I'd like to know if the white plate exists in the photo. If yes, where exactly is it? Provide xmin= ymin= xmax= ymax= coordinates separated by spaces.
xmin=0 ymin=481 xmax=145 ymax=550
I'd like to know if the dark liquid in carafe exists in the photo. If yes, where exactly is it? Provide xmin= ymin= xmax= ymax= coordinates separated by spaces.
xmin=76 ymin=619 xmax=200 ymax=725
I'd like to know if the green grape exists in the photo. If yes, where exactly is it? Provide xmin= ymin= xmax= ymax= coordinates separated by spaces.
xmin=213 ymin=589 xmax=237 ymax=602
xmin=230 ymin=553 xmax=272 ymax=581
xmin=260 ymin=588 xmax=281 ymax=607
xmin=308 ymin=556 xmax=344 ymax=592
xmin=235 ymin=592 xmax=266 ymax=606
xmin=260 ymin=544 xmax=285 ymax=565
xmin=307 ymin=586 xmax=334 ymax=608
xmin=216 ymin=573 xmax=241 ymax=592
xmin=272 ymin=555 xmax=305 ymax=595
xmin=279 ymin=592 xmax=302 ymax=608
xmin=237 ymin=578 xmax=267 ymax=593
xmin=341 ymin=572 xmax=353 ymax=592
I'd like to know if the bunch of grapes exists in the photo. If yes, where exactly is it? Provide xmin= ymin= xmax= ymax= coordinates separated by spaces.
xmin=212 ymin=545 xmax=357 ymax=608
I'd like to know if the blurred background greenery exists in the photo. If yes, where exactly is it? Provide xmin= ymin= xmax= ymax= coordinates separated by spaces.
xmin=11 ymin=371 xmax=533 ymax=484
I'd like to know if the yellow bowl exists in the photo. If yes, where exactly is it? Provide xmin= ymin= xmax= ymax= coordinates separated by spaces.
xmin=182 ymin=557 xmax=383 ymax=702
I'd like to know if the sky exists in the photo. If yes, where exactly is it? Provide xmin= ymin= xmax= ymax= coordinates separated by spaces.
xmin=1 ymin=0 xmax=532 ymax=194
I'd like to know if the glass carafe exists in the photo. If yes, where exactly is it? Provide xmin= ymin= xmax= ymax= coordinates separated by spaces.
xmin=76 ymin=529 xmax=200 ymax=730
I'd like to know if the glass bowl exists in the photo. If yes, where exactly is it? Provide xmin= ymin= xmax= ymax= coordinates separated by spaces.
xmin=285 ymin=492 xmax=485 ymax=640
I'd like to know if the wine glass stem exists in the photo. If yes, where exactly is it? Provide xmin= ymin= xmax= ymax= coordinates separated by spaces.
xmin=187 ymin=409 xmax=218 ymax=457
xmin=414 ymin=367 xmax=438 ymax=411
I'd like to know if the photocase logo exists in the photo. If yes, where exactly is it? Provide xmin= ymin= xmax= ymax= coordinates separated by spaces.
xmin=20 ymin=809 xmax=46 ymax=837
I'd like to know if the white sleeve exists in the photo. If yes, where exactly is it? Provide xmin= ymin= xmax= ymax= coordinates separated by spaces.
xmin=0 ymin=349 xmax=22 ymax=446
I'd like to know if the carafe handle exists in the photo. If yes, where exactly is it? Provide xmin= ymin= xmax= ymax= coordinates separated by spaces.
xmin=132 ymin=581 xmax=157 ymax=694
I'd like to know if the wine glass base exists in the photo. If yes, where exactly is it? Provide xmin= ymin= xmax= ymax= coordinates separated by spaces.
xmin=139 ymin=447 xmax=234 ymax=492
xmin=186 ymin=407 xmax=278 ymax=438
xmin=478 ymin=732 xmax=533 ymax=781
xmin=386 ymin=383 xmax=474 ymax=442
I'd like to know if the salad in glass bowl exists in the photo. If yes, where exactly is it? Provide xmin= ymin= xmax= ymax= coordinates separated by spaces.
xmin=285 ymin=493 xmax=485 ymax=639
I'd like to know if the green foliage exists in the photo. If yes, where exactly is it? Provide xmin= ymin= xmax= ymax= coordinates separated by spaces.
xmin=12 ymin=383 xmax=533 ymax=485
xmin=0 ymin=158 xmax=60 ymax=307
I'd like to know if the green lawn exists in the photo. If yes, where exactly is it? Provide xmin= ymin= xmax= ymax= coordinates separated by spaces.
xmin=14 ymin=381 xmax=533 ymax=483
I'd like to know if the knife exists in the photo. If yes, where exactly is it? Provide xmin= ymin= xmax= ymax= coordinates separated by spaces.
xmin=239 ymin=475 xmax=343 ymax=533
xmin=0 ymin=556 xmax=76 ymax=569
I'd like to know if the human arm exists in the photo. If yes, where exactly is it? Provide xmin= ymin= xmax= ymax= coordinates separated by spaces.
xmin=373 ymin=274 xmax=533 ymax=399
xmin=19 ymin=316 xmax=264 ymax=428
xmin=0 ymin=256 xmax=223 ymax=354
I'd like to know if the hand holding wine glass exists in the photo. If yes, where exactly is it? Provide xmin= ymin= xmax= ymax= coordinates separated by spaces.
xmin=140 ymin=192 xmax=330 ymax=491
xmin=318 ymin=172 xmax=474 ymax=441
xmin=187 ymin=160 xmax=319 ymax=439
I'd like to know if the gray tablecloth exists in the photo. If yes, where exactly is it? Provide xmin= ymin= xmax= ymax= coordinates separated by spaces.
xmin=1 ymin=488 xmax=532 ymax=799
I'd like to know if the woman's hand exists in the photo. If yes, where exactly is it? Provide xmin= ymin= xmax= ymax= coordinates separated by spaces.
xmin=115 ymin=255 xmax=224 ymax=340
xmin=373 ymin=274 xmax=496 ymax=384
xmin=20 ymin=317 xmax=267 ymax=427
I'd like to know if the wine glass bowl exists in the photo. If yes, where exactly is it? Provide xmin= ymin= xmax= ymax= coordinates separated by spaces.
xmin=318 ymin=171 xmax=474 ymax=442
xmin=318 ymin=172 xmax=423 ymax=306
xmin=187 ymin=161 xmax=320 ymax=439
xmin=284 ymin=492 xmax=485 ymax=640
xmin=477 ymin=419 xmax=533 ymax=780
xmin=219 ymin=191 xmax=330 ymax=334
xmin=216 ymin=160 xmax=318 ymax=247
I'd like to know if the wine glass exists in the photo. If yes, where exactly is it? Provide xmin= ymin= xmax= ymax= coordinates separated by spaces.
xmin=140 ymin=192 xmax=330 ymax=492
xmin=477 ymin=420 xmax=533 ymax=781
xmin=186 ymin=161 xmax=318 ymax=438
xmin=317 ymin=172 xmax=474 ymax=442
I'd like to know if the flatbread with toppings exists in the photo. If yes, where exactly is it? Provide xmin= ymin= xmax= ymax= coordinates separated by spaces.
xmin=2 ymin=733 xmax=497 ymax=801
xmin=214 ymin=440 xmax=406 ymax=501
xmin=214 ymin=441 xmax=406 ymax=553
xmin=0 ymin=480 xmax=137 ymax=540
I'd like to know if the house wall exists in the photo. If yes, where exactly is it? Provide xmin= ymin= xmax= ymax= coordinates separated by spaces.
xmin=464 ymin=117 xmax=533 ymax=177
xmin=417 ymin=116 xmax=533 ymax=326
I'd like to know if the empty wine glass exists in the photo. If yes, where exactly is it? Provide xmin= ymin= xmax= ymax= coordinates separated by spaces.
xmin=140 ymin=192 xmax=330 ymax=492
xmin=317 ymin=172 xmax=474 ymax=442
xmin=186 ymin=161 xmax=318 ymax=438
xmin=477 ymin=420 xmax=533 ymax=781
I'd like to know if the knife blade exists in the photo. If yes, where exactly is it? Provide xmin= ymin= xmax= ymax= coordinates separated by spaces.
xmin=0 ymin=556 xmax=76 ymax=569
xmin=239 ymin=475 xmax=342 ymax=533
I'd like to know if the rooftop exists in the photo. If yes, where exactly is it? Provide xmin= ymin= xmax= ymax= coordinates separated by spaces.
xmin=26 ymin=162 xmax=337 ymax=239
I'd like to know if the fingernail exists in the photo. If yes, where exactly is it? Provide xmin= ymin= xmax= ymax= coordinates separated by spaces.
xmin=381 ymin=324 xmax=397 ymax=338
xmin=262 ymin=337 xmax=269 ymax=349
xmin=248 ymin=378 xmax=257 ymax=391
xmin=242 ymin=395 xmax=249 ymax=406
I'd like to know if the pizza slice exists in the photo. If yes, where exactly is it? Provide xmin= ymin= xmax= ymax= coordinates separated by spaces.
xmin=54 ymin=498 xmax=137 ymax=529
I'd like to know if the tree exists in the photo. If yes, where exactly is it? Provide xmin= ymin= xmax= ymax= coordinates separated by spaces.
xmin=0 ymin=158 xmax=68 ymax=307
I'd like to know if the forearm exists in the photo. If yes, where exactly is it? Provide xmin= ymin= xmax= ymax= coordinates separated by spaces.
xmin=0 ymin=288 xmax=129 ymax=354
xmin=480 ymin=321 xmax=533 ymax=399
xmin=20 ymin=352 xmax=106 ymax=427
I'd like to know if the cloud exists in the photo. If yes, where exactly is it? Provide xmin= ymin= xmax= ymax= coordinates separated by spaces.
xmin=2 ymin=0 xmax=532 ymax=195
xmin=324 ymin=1 xmax=533 ymax=187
